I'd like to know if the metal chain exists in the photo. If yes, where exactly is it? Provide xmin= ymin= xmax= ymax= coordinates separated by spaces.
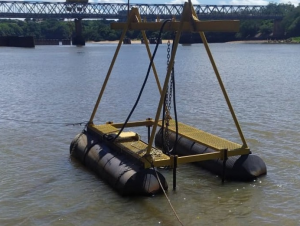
xmin=164 ymin=40 xmax=172 ymax=154
xmin=167 ymin=40 xmax=171 ymax=63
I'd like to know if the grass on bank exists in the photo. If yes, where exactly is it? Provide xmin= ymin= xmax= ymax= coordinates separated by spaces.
xmin=291 ymin=37 xmax=300 ymax=43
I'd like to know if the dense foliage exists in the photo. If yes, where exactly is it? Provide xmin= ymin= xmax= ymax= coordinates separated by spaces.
xmin=0 ymin=3 xmax=300 ymax=42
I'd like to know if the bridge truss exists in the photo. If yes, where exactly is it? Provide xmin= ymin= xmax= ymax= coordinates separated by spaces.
xmin=0 ymin=1 xmax=284 ymax=20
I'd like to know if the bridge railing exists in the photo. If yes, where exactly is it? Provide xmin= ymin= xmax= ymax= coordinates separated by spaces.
xmin=0 ymin=1 xmax=284 ymax=20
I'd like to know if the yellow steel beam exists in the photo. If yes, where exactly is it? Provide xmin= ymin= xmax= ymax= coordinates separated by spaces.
xmin=200 ymin=33 xmax=250 ymax=148
xmin=176 ymin=152 xmax=221 ymax=164
xmin=149 ymin=149 xmax=249 ymax=168
xmin=134 ymin=10 xmax=163 ymax=94
xmin=108 ymin=119 xmax=154 ymax=128
xmin=88 ymin=11 xmax=137 ymax=123
xmin=146 ymin=3 xmax=191 ymax=155
xmin=89 ymin=8 xmax=164 ymax=124
xmin=111 ymin=20 xmax=239 ymax=33
xmin=188 ymin=6 xmax=249 ymax=149
xmin=226 ymin=148 xmax=250 ymax=157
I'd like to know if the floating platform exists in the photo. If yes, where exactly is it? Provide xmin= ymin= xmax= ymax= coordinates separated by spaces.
xmin=70 ymin=1 xmax=267 ymax=196
xmin=70 ymin=119 xmax=266 ymax=195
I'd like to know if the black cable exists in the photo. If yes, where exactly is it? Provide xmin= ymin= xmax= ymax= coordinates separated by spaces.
xmin=169 ymin=34 xmax=178 ymax=154
xmin=0 ymin=117 xmax=88 ymax=126
xmin=171 ymin=61 xmax=179 ymax=154
xmin=161 ymin=37 xmax=172 ymax=154
xmin=161 ymin=33 xmax=178 ymax=155
xmin=108 ymin=19 xmax=172 ymax=142
xmin=161 ymin=90 xmax=166 ymax=152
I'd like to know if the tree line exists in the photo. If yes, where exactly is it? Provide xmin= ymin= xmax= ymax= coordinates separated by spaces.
xmin=0 ymin=3 xmax=299 ymax=42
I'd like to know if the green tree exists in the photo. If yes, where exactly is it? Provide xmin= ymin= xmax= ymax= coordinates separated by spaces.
xmin=25 ymin=21 xmax=41 ymax=38
xmin=0 ymin=23 xmax=12 ymax=36
xmin=259 ymin=20 xmax=273 ymax=35
xmin=281 ymin=4 xmax=300 ymax=37
xmin=238 ymin=20 xmax=259 ymax=38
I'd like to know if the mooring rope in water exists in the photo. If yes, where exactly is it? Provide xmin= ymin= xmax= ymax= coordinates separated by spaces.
xmin=0 ymin=117 xmax=88 ymax=126
xmin=152 ymin=166 xmax=184 ymax=226
xmin=144 ymin=156 xmax=184 ymax=226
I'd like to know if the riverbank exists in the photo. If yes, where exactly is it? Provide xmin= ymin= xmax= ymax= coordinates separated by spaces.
xmin=88 ymin=39 xmax=169 ymax=44
xmin=89 ymin=40 xmax=262 ymax=44
xmin=226 ymin=40 xmax=266 ymax=44
xmin=88 ymin=39 xmax=300 ymax=44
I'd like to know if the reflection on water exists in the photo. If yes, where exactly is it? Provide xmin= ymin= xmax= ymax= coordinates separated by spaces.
xmin=1 ymin=43 xmax=300 ymax=225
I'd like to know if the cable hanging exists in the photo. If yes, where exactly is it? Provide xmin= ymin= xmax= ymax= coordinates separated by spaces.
xmin=0 ymin=117 xmax=88 ymax=126
xmin=161 ymin=34 xmax=179 ymax=156
xmin=105 ymin=19 xmax=172 ymax=142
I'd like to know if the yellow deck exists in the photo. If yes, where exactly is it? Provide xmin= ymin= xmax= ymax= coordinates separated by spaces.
xmin=88 ymin=124 xmax=170 ymax=166
xmin=88 ymin=120 xmax=249 ymax=168
xmin=157 ymin=120 xmax=246 ymax=153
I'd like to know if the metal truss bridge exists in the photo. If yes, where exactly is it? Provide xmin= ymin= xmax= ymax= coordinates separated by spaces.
xmin=0 ymin=1 xmax=284 ymax=20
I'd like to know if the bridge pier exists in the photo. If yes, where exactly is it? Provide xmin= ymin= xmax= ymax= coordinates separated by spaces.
xmin=72 ymin=18 xmax=85 ymax=46
xmin=273 ymin=19 xmax=284 ymax=39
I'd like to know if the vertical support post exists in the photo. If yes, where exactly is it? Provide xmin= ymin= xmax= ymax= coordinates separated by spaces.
xmin=172 ymin=155 xmax=178 ymax=190
xmin=127 ymin=0 xmax=130 ymax=18
xmin=89 ymin=8 xmax=162 ymax=124
xmin=188 ymin=6 xmax=249 ymax=149
xmin=146 ymin=4 xmax=186 ymax=155
xmin=199 ymin=32 xmax=248 ymax=148
xmin=273 ymin=19 xmax=284 ymax=39
xmin=147 ymin=126 xmax=150 ymax=143
xmin=72 ymin=18 xmax=85 ymax=46
xmin=89 ymin=11 xmax=133 ymax=123
xmin=135 ymin=13 xmax=162 ymax=94
xmin=222 ymin=149 xmax=228 ymax=184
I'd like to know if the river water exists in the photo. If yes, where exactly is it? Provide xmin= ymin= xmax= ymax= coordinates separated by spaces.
xmin=0 ymin=42 xmax=300 ymax=226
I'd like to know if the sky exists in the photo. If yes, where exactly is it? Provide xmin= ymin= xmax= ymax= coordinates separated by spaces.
xmin=89 ymin=0 xmax=300 ymax=6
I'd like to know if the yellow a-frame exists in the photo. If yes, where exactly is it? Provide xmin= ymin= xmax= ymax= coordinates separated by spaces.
xmin=87 ymin=1 xmax=250 ymax=186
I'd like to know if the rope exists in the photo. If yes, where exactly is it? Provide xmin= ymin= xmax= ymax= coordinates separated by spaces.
xmin=144 ymin=157 xmax=184 ymax=226
xmin=0 ymin=117 xmax=88 ymax=126
xmin=153 ymin=166 xmax=184 ymax=226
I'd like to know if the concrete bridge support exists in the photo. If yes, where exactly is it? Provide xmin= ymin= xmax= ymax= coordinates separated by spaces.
xmin=273 ymin=19 xmax=284 ymax=39
xmin=72 ymin=18 xmax=85 ymax=46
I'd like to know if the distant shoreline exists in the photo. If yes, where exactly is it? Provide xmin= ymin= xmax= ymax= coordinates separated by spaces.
xmin=227 ymin=40 xmax=300 ymax=44
xmin=226 ymin=40 xmax=267 ymax=44
xmin=88 ymin=40 xmax=264 ymax=44
xmin=88 ymin=40 xmax=169 ymax=44
xmin=87 ymin=39 xmax=299 ymax=44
